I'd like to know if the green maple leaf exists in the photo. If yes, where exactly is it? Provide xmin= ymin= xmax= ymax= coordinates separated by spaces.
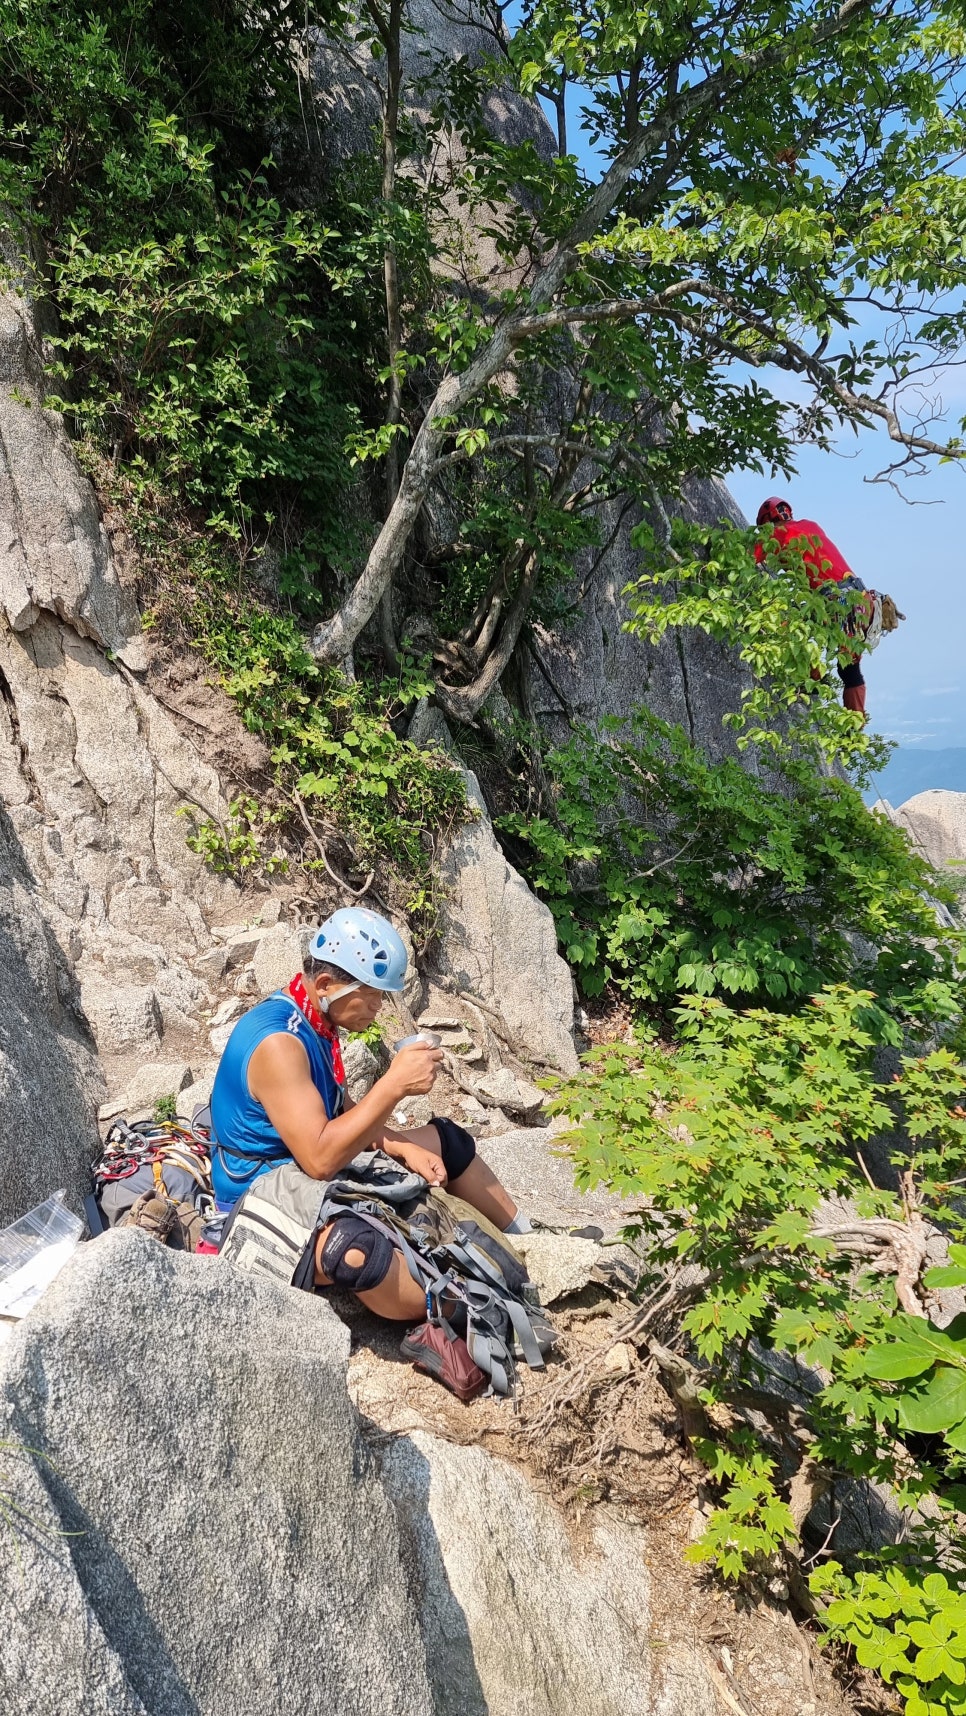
xmin=899 ymin=1369 xmax=966 ymax=1436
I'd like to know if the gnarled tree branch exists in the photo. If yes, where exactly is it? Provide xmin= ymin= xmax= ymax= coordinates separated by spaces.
xmin=311 ymin=0 xmax=879 ymax=668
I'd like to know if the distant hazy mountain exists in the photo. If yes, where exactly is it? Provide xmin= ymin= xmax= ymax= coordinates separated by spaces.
xmin=865 ymin=747 xmax=966 ymax=807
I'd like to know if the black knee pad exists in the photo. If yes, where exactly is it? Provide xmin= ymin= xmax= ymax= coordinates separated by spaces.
xmin=320 ymin=1216 xmax=395 ymax=1291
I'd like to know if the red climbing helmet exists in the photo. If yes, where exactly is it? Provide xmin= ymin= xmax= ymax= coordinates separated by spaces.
xmin=756 ymin=496 xmax=793 ymax=527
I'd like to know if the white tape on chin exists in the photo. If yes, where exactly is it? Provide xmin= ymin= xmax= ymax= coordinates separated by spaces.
xmin=320 ymin=979 xmax=362 ymax=1014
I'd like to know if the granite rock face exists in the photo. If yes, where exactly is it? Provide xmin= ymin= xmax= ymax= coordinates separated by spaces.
xmin=0 ymin=803 xmax=102 ymax=1225
xmin=528 ymin=477 xmax=752 ymax=749
xmin=0 ymin=235 xmax=143 ymax=660
xmin=893 ymin=789 xmax=966 ymax=871
xmin=381 ymin=1429 xmax=717 ymax=1716
xmin=0 ymin=612 xmax=238 ymax=1061
xmin=0 ymin=1233 xmax=434 ymax=1716
xmin=433 ymin=770 xmax=578 ymax=1073
xmin=311 ymin=0 xmax=549 ymax=200
xmin=251 ymin=920 xmax=306 ymax=996
xmin=0 ymin=265 xmax=244 ymax=1085
xmin=478 ymin=1125 xmax=638 ymax=1234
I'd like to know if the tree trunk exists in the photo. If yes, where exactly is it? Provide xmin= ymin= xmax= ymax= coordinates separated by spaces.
xmin=312 ymin=373 xmax=471 ymax=662
xmin=435 ymin=549 xmax=539 ymax=723
xmin=379 ymin=0 xmax=403 ymax=668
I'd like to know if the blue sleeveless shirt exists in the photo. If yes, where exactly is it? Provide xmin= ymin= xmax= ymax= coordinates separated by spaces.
xmin=209 ymin=991 xmax=345 ymax=1208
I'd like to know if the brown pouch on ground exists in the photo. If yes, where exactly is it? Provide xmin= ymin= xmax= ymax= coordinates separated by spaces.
xmin=401 ymin=1320 xmax=486 ymax=1402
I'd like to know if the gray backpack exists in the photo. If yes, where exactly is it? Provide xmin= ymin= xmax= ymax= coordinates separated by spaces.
xmin=218 ymin=1152 xmax=556 ymax=1397
xmin=92 ymin=1118 xmax=213 ymax=1241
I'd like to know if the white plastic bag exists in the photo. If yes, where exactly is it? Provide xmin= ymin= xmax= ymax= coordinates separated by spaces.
xmin=0 ymin=1191 xmax=83 ymax=1319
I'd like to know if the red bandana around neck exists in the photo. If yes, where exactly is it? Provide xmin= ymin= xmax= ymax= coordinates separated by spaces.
xmin=286 ymin=973 xmax=345 ymax=1085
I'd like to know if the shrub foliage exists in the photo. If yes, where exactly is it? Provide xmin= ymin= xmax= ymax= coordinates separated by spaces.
xmin=552 ymin=990 xmax=966 ymax=1711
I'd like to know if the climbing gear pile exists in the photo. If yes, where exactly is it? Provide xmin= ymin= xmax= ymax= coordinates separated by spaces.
xmin=218 ymin=1152 xmax=556 ymax=1401
xmin=91 ymin=1116 xmax=214 ymax=1250
xmin=837 ymin=576 xmax=905 ymax=654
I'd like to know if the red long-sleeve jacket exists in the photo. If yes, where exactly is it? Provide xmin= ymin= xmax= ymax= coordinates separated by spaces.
xmin=754 ymin=518 xmax=854 ymax=589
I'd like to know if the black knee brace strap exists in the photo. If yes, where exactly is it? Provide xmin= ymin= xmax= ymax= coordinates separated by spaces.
xmin=320 ymin=1215 xmax=395 ymax=1292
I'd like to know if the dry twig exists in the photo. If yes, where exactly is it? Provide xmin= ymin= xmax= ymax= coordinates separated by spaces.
xmin=291 ymin=790 xmax=375 ymax=900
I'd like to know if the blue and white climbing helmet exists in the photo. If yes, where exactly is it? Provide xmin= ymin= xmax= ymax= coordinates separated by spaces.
xmin=309 ymin=907 xmax=408 ymax=992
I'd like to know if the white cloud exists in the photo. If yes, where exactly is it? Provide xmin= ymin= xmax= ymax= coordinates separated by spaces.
xmin=893 ymin=723 xmax=953 ymax=737
xmin=880 ymin=718 xmax=955 ymax=741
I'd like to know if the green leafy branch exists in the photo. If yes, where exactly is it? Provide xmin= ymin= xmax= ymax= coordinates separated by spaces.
xmin=547 ymin=989 xmax=966 ymax=1617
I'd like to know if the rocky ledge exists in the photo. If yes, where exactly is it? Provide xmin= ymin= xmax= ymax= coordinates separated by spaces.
xmin=0 ymin=1232 xmax=715 ymax=1716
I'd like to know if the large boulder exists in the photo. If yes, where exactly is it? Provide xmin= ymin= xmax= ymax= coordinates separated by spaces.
xmin=478 ymin=1125 xmax=637 ymax=1233
xmin=0 ymin=1223 xmax=843 ymax=1716
xmin=0 ymin=1230 xmax=711 ymax=1716
xmin=894 ymin=789 xmax=966 ymax=872
xmin=433 ymin=770 xmax=578 ymax=1073
xmin=381 ymin=1430 xmax=717 ymax=1716
xmin=0 ymin=803 xmax=101 ymax=1225
xmin=0 ymin=1232 xmax=433 ymax=1716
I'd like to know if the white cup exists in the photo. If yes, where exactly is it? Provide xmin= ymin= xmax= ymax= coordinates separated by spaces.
xmin=392 ymin=1030 xmax=441 ymax=1053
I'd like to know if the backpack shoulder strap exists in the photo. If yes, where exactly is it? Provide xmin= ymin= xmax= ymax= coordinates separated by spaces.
xmin=429 ymin=1188 xmax=526 ymax=1264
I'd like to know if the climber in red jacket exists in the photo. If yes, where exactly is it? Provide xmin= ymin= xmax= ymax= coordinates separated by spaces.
xmin=754 ymin=496 xmax=870 ymax=715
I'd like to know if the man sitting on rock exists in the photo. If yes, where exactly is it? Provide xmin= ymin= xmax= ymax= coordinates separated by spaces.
xmin=209 ymin=906 xmax=532 ymax=1321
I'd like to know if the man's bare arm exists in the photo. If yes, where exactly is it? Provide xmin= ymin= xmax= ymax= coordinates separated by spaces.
xmin=247 ymin=1034 xmax=441 ymax=1179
